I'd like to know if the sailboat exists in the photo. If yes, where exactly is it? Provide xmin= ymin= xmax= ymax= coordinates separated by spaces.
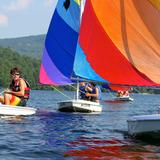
xmin=0 ymin=91 xmax=36 ymax=116
xmin=0 ymin=90 xmax=36 ymax=116
xmin=39 ymin=0 xmax=160 ymax=131
xmin=114 ymin=91 xmax=133 ymax=102
xmin=104 ymin=84 xmax=134 ymax=102
xmin=39 ymin=0 xmax=105 ymax=113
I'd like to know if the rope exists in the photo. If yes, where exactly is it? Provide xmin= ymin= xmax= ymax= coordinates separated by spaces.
xmin=133 ymin=87 xmax=140 ymax=93
xmin=108 ymin=90 xmax=115 ymax=98
xmin=51 ymin=86 xmax=73 ymax=100
xmin=68 ymin=84 xmax=77 ymax=90
xmin=51 ymin=83 xmax=95 ymax=100
xmin=0 ymin=91 xmax=4 ymax=95
xmin=68 ymin=84 xmax=86 ymax=94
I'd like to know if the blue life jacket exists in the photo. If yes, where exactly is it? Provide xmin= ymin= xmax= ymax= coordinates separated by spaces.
xmin=91 ymin=85 xmax=102 ymax=100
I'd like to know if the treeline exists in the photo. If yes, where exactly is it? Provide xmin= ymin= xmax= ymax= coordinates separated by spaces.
xmin=0 ymin=47 xmax=77 ymax=91
xmin=0 ymin=47 xmax=42 ymax=89
xmin=0 ymin=47 xmax=160 ymax=93
xmin=0 ymin=35 xmax=45 ymax=59
xmin=132 ymin=87 xmax=160 ymax=94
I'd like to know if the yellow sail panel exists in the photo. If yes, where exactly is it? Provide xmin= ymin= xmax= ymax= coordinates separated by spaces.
xmin=74 ymin=0 xmax=81 ymax=5
xmin=148 ymin=0 xmax=160 ymax=10
xmin=91 ymin=0 xmax=160 ymax=84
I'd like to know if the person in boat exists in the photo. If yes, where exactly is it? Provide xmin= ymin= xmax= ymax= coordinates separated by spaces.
xmin=123 ymin=90 xmax=129 ymax=97
xmin=0 ymin=67 xmax=30 ymax=106
xmin=117 ymin=90 xmax=123 ymax=97
xmin=117 ymin=90 xmax=129 ymax=97
xmin=85 ymin=82 xmax=101 ymax=103
xmin=79 ymin=82 xmax=91 ymax=100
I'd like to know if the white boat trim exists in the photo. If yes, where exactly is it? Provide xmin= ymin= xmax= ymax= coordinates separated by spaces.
xmin=127 ymin=114 xmax=160 ymax=135
xmin=0 ymin=104 xmax=37 ymax=116
xmin=58 ymin=99 xmax=102 ymax=113
xmin=114 ymin=96 xmax=134 ymax=101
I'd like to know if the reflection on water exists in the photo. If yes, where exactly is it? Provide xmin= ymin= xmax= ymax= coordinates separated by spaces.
xmin=65 ymin=137 xmax=160 ymax=159
xmin=0 ymin=90 xmax=160 ymax=159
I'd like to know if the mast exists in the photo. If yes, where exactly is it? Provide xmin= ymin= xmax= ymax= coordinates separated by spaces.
xmin=80 ymin=0 xmax=86 ymax=21
xmin=76 ymin=0 xmax=86 ymax=100
xmin=76 ymin=81 xmax=80 ymax=100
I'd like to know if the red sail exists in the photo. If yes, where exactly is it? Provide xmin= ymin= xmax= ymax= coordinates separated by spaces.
xmin=79 ymin=0 xmax=160 ymax=86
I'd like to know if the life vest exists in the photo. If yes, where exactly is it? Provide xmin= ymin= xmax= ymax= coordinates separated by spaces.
xmin=91 ymin=85 xmax=102 ymax=100
xmin=123 ymin=91 xmax=129 ymax=96
xmin=80 ymin=83 xmax=91 ymax=92
xmin=10 ymin=78 xmax=30 ymax=99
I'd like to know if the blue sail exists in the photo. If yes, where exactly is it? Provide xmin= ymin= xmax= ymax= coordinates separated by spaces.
xmin=39 ymin=0 xmax=80 ymax=85
xmin=39 ymin=0 xmax=108 ymax=85
xmin=73 ymin=44 xmax=108 ymax=83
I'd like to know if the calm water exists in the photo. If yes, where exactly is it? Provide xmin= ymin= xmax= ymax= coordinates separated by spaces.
xmin=0 ymin=90 xmax=160 ymax=159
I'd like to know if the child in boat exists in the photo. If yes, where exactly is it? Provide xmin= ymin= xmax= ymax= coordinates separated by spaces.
xmin=0 ymin=67 xmax=30 ymax=106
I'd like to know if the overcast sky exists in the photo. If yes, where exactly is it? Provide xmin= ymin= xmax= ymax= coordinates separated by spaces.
xmin=0 ymin=0 xmax=58 ymax=39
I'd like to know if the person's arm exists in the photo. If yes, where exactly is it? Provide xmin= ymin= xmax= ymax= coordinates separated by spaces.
xmin=85 ymin=84 xmax=92 ymax=92
xmin=86 ymin=87 xmax=99 ymax=97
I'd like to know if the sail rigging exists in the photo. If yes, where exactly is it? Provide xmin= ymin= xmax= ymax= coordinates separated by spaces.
xmin=39 ymin=0 xmax=160 ymax=87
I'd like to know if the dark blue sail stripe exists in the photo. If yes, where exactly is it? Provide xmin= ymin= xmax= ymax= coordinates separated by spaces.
xmin=45 ymin=9 xmax=79 ymax=78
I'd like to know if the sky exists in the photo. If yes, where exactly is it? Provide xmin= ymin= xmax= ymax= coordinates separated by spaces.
xmin=0 ymin=0 xmax=58 ymax=39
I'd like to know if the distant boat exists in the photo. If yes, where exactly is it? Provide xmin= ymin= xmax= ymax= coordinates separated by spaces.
xmin=103 ymin=84 xmax=134 ymax=102
xmin=114 ymin=90 xmax=134 ymax=102
xmin=39 ymin=0 xmax=160 ymax=126
xmin=114 ymin=96 xmax=134 ymax=102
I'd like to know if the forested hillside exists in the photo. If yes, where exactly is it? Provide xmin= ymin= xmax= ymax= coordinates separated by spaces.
xmin=0 ymin=47 xmax=41 ymax=89
xmin=0 ymin=37 xmax=159 ymax=93
xmin=0 ymin=35 xmax=45 ymax=59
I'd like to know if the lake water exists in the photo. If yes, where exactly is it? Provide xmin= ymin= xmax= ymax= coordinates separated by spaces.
xmin=0 ymin=90 xmax=160 ymax=159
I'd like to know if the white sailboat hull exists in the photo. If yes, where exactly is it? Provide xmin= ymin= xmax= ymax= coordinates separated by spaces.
xmin=58 ymin=99 xmax=102 ymax=113
xmin=128 ymin=114 xmax=160 ymax=135
xmin=0 ymin=104 xmax=36 ymax=116
xmin=114 ymin=96 xmax=134 ymax=101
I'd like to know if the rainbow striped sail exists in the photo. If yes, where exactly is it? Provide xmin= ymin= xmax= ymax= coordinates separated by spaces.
xmin=40 ymin=0 xmax=160 ymax=87
xmin=39 ymin=0 xmax=80 ymax=85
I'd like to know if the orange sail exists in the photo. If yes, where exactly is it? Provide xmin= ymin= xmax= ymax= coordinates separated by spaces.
xmin=79 ymin=0 xmax=160 ymax=86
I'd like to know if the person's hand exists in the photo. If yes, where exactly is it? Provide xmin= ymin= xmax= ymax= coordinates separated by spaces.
xmin=4 ymin=88 xmax=12 ymax=94
xmin=86 ymin=93 xmax=90 ymax=97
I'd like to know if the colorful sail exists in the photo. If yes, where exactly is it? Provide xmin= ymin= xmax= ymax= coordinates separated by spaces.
xmin=73 ymin=44 xmax=107 ymax=82
xmin=79 ymin=0 xmax=160 ymax=87
xmin=39 ymin=0 xmax=80 ymax=85
xmin=39 ymin=0 xmax=107 ymax=85
xmin=40 ymin=0 xmax=160 ymax=87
